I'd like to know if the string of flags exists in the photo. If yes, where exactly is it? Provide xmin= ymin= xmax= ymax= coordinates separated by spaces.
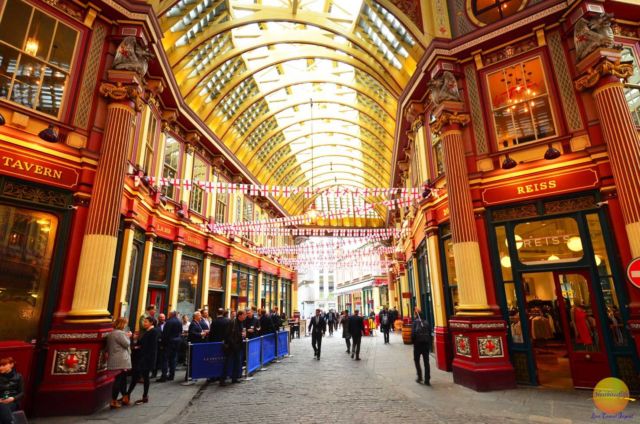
xmin=130 ymin=174 xmax=442 ymax=201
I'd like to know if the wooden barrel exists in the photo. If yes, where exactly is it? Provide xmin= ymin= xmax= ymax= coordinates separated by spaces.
xmin=402 ymin=323 xmax=413 ymax=345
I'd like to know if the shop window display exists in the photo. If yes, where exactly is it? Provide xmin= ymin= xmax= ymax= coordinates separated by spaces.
xmin=0 ymin=205 xmax=57 ymax=342
xmin=209 ymin=264 xmax=224 ymax=290
xmin=486 ymin=56 xmax=556 ymax=150
xmin=149 ymin=249 xmax=169 ymax=284
xmin=0 ymin=0 xmax=78 ymax=117
xmin=514 ymin=217 xmax=582 ymax=265
xmin=177 ymin=258 xmax=199 ymax=317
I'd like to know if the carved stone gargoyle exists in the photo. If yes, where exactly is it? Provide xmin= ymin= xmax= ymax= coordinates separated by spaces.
xmin=112 ymin=36 xmax=155 ymax=77
xmin=428 ymin=71 xmax=461 ymax=107
xmin=574 ymin=13 xmax=621 ymax=61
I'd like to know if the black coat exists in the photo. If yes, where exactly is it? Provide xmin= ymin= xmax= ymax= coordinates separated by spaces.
xmin=259 ymin=314 xmax=275 ymax=335
xmin=209 ymin=316 xmax=230 ymax=342
xmin=224 ymin=318 xmax=245 ymax=353
xmin=379 ymin=310 xmax=392 ymax=330
xmin=308 ymin=315 xmax=326 ymax=335
xmin=244 ymin=315 xmax=260 ymax=339
xmin=134 ymin=326 xmax=159 ymax=370
xmin=348 ymin=315 xmax=365 ymax=339
xmin=163 ymin=316 xmax=183 ymax=345
xmin=0 ymin=369 xmax=23 ymax=404
xmin=188 ymin=319 xmax=206 ymax=343
xmin=271 ymin=313 xmax=282 ymax=331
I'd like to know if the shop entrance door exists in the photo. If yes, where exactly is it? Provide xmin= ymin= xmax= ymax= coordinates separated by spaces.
xmin=208 ymin=291 xmax=223 ymax=313
xmin=553 ymin=270 xmax=609 ymax=388
xmin=147 ymin=287 xmax=166 ymax=314
xmin=522 ymin=270 xmax=609 ymax=389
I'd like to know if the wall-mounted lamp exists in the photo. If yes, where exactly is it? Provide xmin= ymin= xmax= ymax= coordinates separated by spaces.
xmin=501 ymin=154 xmax=517 ymax=170
xmin=544 ymin=143 xmax=561 ymax=160
xmin=38 ymin=125 xmax=59 ymax=143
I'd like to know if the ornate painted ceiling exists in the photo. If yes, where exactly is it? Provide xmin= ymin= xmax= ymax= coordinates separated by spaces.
xmin=156 ymin=0 xmax=434 ymax=225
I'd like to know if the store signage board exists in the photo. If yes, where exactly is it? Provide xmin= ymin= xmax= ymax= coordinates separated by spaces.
xmin=481 ymin=169 xmax=598 ymax=205
xmin=0 ymin=148 xmax=79 ymax=189
xmin=626 ymin=257 xmax=640 ymax=289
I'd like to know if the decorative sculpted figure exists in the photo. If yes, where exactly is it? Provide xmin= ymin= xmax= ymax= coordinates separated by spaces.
xmin=112 ymin=36 xmax=154 ymax=77
xmin=574 ymin=13 xmax=620 ymax=61
xmin=428 ymin=71 xmax=461 ymax=106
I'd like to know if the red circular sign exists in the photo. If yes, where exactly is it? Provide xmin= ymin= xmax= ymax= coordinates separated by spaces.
xmin=626 ymin=257 xmax=640 ymax=289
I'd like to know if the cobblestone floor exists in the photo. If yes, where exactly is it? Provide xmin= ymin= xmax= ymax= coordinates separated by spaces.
xmin=176 ymin=332 xmax=608 ymax=424
xmin=35 ymin=331 xmax=635 ymax=424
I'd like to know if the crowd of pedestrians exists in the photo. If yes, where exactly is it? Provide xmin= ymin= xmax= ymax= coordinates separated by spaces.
xmin=306 ymin=306 xmax=432 ymax=385
xmin=104 ymin=303 xmax=289 ymax=409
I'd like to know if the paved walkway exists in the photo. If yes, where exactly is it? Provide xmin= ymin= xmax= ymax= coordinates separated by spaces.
xmin=35 ymin=331 xmax=637 ymax=423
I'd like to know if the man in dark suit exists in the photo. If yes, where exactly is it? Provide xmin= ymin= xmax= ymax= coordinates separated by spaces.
xmin=220 ymin=310 xmax=247 ymax=386
xmin=259 ymin=308 xmax=275 ymax=335
xmin=308 ymin=308 xmax=326 ymax=360
xmin=209 ymin=308 xmax=230 ymax=342
xmin=271 ymin=307 xmax=282 ymax=332
xmin=188 ymin=311 xmax=207 ymax=343
xmin=159 ymin=311 xmax=182 ymax=381
xmin=348 ymin=310 xmax=365 ymax=360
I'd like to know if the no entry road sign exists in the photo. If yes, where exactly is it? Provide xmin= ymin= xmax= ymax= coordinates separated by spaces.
xmin=627 ymin=257 xmax=640 ymax=289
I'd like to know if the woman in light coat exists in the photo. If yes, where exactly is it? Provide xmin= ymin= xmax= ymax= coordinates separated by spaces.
xmin=106 ymin=317 xmax=132 ymax=408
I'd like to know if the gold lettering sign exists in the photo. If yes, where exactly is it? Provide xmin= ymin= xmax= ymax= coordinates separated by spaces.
xmin=516 ymin=180 xmax=557 ymax=195
xmin=0 ymin=150 xmax=79 ymax=188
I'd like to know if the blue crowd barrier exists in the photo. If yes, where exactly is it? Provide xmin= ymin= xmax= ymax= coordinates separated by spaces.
xmin=262 ymin=333 xmax=277 ymax=364
xmin=190 ymin=342 xmax=227 ymax=379
xmin=246 ymin=337 xmax=262 ymax=374
xmin=277 ymin=331 xmax=289 ymax=357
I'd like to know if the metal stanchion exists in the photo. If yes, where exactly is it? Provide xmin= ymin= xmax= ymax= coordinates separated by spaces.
xmin=181 ymin=342 xmax=195 ymax=386
xmin=274 ymin=332 xmax=282 ymax=363
xmin=259 ymin=336 xmax=268 ymax=371
xmin=286 ymin=330 xmax=292 ymax=358
xmin=243 ymin=340 xmax=253 ymax=381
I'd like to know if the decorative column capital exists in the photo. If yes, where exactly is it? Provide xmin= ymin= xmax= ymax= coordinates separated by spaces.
xmin=99 ymin=70 xmax=145 ymax=111
xmin=574 ymin=49 xmax=634 ymax=91
xmin=431 ymin=108 xmax=470 ymax=134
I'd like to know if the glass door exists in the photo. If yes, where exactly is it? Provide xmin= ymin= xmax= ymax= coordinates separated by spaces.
xmin=553 ymin=270 xmax=609 ymax=388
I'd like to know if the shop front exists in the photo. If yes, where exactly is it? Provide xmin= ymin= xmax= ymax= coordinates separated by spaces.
xmin=488 ymin=193 xmax=638 ymax=390
xmin=207 ymin=256 xmax=226 ymax=313
xmin=147 ymin=238 xmax=173 ymax=316
xmin=280 ymin=278 xmax=292 ymax=317
xmin=416 ymin=241 xmax=435 ymax=332
xmin=177 ymin=246 xmax=203 ymax=319
xmin=231 ymin=264 xmax=258 ymax=310
xmin=262 ymin=273 xmax=277 ymax=311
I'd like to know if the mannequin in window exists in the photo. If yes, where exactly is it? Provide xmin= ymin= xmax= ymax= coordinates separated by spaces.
xmin=572 ymin=303 xmax=593 ymax=346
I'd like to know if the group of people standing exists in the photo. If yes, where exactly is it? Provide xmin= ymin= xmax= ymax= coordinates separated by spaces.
xmin=105 ymin=304 xmax=286 ymax=408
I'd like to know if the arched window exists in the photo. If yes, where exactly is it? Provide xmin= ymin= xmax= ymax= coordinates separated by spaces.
xmin=469 ymin=0 xmax=527 ymax=26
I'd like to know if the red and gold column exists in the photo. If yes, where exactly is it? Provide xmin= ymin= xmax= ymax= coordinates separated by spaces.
xmin=575 ymin=48 xmax=640 ymax=356
xmin=37 ymin=70 xmax=144 ymax=415
xmin=433 ymin=100 xmax=516 ymax=390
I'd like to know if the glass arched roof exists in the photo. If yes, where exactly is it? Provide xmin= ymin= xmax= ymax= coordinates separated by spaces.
xmin=159 ymin=0 xmax=425 ymax=224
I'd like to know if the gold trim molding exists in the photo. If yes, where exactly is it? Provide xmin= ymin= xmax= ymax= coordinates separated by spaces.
xmin=575 ymin=59 xmax=635 ymax=91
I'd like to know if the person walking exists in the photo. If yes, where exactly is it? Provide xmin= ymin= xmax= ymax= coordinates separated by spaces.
xmin=220 ymin=310 xmax=247 ymax=386
xmin=326 ymin=310 xmax=335 ymax=336
xmin=379 ymin=306 xmax=392 ymax=344
xmin=341 ymin=310 xmax=351 ymax=354
xmin=159 ymin=311 xmax=182 ymax=382
xmin=127 ymin=316 xmax=159 ymax=405
xmin=411 ymin=307 xmax=432 ymax=386
xmin=106 ymin=317 xmax=132 ymax=408
xmin=308 ymin=308 xmax=326 ymax=360
xmin=0 ymin=357 xmax=24 ymax=424
xmin=348 ymin=310 xmax=365 ymax=360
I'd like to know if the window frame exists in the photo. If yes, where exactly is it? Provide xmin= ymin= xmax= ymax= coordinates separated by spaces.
xmin=467 ymin=0 xmax=528 ymax=27
xmin=189 ymin=154 xmax=208 ymax=216
xmin=481 ymin=52 xmax=561 ymax=153
xmin=142 ymin=109 xmax=159 ymax=175
xmin=161 ymin=133 xmax=182 ymax=202
xmin=215 ymin=174 xmax=229 ymax=224
xmin=0 ymin=0 xmax=81 ymax=120
xmin=621 ymin=44 xmax=640 ymax=128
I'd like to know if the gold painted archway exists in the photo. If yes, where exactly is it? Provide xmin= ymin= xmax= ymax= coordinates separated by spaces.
xmin=157 ymin=0 xmax=445 ymax=224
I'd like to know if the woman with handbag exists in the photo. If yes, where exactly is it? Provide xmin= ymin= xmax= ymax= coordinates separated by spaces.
xmin=106 ymin=317 xmax=132 ymax=408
